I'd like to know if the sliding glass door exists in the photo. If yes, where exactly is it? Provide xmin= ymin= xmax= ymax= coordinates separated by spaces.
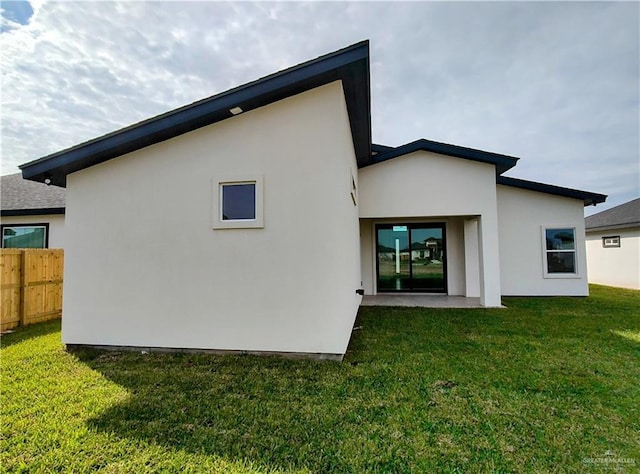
xmin=376 ymin=223 xmax=446 ymax=293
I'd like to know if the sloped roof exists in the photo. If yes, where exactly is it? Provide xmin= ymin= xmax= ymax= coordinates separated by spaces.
xmin=497 ymin=176 xmax=606 ymax=207
xmin=16 ymin=40 xmax=607 ymax=209
xmin=20 ymin=41 xmax=371 ymax=187
xmin=585 ymin=197 xmax=640 ymax=230
xmin=367 ymin=139 xmax=519 ymax=175
xmin=1 ymin=173 xmax=66 ymax=216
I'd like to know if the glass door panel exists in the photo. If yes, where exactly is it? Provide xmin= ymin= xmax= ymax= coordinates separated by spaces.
xmin=410 ymin=226 xmax=445 ymax=292
xmin=376 ymin=223 xmax=447 ymax=293
xmin=376 ymin=226 xmax=411 ymax=291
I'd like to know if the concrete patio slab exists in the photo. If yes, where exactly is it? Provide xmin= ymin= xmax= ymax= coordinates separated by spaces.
xmin=360 ymin=294 xmax=484 ymax=308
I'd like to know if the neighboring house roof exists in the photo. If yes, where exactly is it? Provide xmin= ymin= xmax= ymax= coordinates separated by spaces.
xmin=497 ymin=176 xmax=607 ymax=207
xmin=585 ymin=197 xmax=640 ymax=231
xmin=20 ymin=41 xmax=372 ymax=187
xmin=366 ymin=139 xmax=519 ymax=175
xmin=1 ymin=173 xmax=66 ymax=216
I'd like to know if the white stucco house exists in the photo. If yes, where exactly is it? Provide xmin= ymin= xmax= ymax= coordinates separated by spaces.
xmin=1 ymin=173 xmax=66 ymax=249
xmin=585 ymin=198 xmax=639 ymax=290
xmin=19 ymin=42 xmax=606 ymax=359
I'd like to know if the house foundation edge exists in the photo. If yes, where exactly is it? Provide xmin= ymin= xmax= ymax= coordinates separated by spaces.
xmin=65 ymin=343 xmax=345 ymax=362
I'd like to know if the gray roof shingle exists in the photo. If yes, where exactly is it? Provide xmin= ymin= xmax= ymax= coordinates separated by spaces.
xmin=1 ymin=173 xmax=66 ymax=215
xmin=585 ymin=197 xmax=640 ymax=230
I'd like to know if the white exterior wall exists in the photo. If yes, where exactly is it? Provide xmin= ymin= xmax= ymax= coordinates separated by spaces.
xmin=497 ymin=185 xmax=589 ymax=296
xmin=360 ymin=220 xmax=374 ymax=294
xmin=0 ymin=214 xmax=65 ymax=248
xmin=62 ymin=81 xmax=361 ymax=356
xmin=464 ymin=218 xmax=480 ymax=297
xmin=358 ymin=151 xmax=498 ymax=219
xmin=586 ymin=227 xmax=640 ymax=290
xmin=358 ymin=151 xmax=502 ymax=306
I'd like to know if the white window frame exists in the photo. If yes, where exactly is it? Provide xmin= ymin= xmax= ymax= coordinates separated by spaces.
xmin=212 ymin=174 xmax=264 ymax=229
xmin=541 ymin=226 xmax=579 ymax=279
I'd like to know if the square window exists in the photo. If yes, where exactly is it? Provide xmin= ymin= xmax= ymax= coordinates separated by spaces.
xmin=1 ymin=224 xmax=48 ymax=248
xmin=542 ymin=227 xmax=577 ymax=277
xmin=213 ymin=175 xmax=264 ymax=229
xmin=222 ymin=183 xmax=255 ymax=220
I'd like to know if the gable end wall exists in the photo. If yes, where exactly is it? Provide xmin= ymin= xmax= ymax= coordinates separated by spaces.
xmin=62 ymin=81 xmax=361 ymax=356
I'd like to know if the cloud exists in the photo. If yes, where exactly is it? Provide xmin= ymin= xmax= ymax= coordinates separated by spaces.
xmin=1 ymin=1 xmax=638 ymax=213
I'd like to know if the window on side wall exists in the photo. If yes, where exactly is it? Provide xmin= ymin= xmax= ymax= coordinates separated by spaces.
xmin=602 ymin=236 xmax=620 ymax=248
xmin=543 ymin=227 xmax=577 ymax=277
xmin=213 ymin=175 xmax=264 ymax=229
xmin=1 ymin=224 xmax=49 ymax=248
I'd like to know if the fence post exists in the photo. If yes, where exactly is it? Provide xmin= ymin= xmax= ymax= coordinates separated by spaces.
xmin=19 ymin=250 xmax=26 ymax=327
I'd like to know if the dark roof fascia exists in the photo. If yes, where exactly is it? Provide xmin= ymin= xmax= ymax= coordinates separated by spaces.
xmin=497 ymin=176 xmax=607 ymax=206
xmin=20 ymin=41 xmax=372 ymax=187
xmin=371 ymin=143 xmax=394 ymax=155
xmin=360 ymin=139 xmax=519 ymax=174
xmin=1 ymin=207 xmax=66 ymax=217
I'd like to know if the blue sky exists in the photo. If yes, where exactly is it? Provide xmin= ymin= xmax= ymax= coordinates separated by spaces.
xmin=0 ymin=0 xmax=33 ymax=29
xmin=1 ymin=1 xmax=638 ymax=215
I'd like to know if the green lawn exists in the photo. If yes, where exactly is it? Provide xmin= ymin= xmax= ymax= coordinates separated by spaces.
xmin=2 ymin=285 xmax=639 ymax=473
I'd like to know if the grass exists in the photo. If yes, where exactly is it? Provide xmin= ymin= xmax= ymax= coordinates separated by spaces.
xmin=1 ymin=285 xmax=638 ymax=473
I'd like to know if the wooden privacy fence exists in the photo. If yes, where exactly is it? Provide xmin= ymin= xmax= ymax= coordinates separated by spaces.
xmin=1 ymin=249 xmax=64 ymax=332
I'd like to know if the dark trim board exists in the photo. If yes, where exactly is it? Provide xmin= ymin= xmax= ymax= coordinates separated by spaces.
xmin=363 ymin=139 xmax=520 ymax=175
xmin=1 ymin=208 xmax=65 ymax=217
xmin=65 ymin=344 xmax=344 ymax=361
xmin=371 ymin=143 xmax=395 ymax=155
xmin=497 ymin=176 xmax=607 ymax=206
xmin=21 ymin=41 xmax=372 ymax=187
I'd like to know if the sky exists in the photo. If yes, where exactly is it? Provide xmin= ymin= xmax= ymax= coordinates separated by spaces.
xmin=1 ymin=1 xmax=638 ymax=216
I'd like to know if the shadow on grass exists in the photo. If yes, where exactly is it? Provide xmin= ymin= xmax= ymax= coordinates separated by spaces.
xmin=0 ymin=319 xmax=61 ymax=348
xmin=75 ymin=308 xmax=484 ymax=472
xmin=75 ymin=340 xmax=411 ymax=472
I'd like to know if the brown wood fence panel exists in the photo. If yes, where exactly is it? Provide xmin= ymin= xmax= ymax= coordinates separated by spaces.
xmin=0 ymin=249 xmax=64 ymax=331
xmin=1 ymin=250 xmax=22 ymax=331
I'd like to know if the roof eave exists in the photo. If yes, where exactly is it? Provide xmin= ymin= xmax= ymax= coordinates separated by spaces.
xmin=360 ymin=138 xmax=520 ymax=174
xmin=497 ymin=176 xmax=607 ymax=206
xmin=586 ymin=222 xmax=640 ymax=232
xmin=1 ymin=207 xmax=66 ymax=217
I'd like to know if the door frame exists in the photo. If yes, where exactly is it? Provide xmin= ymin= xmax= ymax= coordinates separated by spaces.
xmin=375 ymin=222 xmax=448 ymax=294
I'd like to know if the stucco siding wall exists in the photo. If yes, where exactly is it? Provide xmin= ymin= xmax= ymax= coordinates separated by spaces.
xmin=447 ymin=218 xmax=466 ymax=296
xmin=62 ymin=81 xmax=361 ymax=356
xmin=359 ymin=220 xmax=374 ymax=295
xmin=358 ymin=151 xmax=497 ymax=219
xmin=0 ymin=214 xmax=65 ymax=248
xmin=586 ymin=227 xmax=640 ymax=289
xmin=497 ymin=185 xmax=589 ymax=296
